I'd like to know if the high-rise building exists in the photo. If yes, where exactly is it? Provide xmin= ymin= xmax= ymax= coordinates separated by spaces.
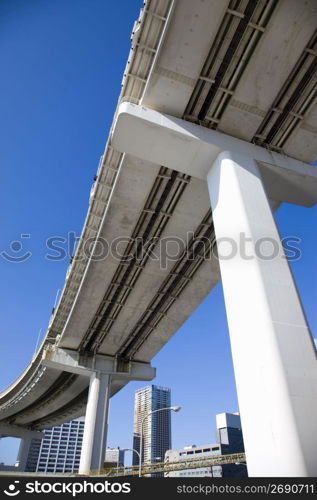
xmin=216 ymin=412 xmax=244 ymax=453
xmin=133 ymin=385 xmax=171 ymax=467
xmin=25 ymin=417 xmax=84 ymax=473
xmin=216 ymin=412 xmax=246 ymax=477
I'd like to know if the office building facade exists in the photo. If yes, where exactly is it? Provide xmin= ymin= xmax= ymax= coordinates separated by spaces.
xmin=105 ymin=447 xmax=125 ymax=468
xmin=216 ymin=412 xmax=244 ymax=453
xmin=165 ymin=443 xmax=223 ymax=477
xmin=25 ymin=417 xmax=84 ymax=473
xmin=133 ymin=385 xmax=171 ymax=466
xmin=165 ymin=412 xmax=246 ymax=477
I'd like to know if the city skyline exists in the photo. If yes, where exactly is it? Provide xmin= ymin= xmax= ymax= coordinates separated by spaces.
xmin=0 ymin=0 xmax=316 ymax=469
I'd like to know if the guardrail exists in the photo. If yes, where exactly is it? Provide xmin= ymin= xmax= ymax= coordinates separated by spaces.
xmin=89 ymin=452 xmax=246 ymax=477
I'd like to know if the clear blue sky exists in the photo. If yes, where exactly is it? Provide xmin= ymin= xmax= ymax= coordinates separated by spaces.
xmin=0 ymin=0 xmax=316 ymax=465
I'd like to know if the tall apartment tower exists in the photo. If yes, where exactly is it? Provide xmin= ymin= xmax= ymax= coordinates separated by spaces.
xmin=133 ymin=385 xmax=171 ymax=466
xmin=25 ymin=417 xmax=84 ymax=473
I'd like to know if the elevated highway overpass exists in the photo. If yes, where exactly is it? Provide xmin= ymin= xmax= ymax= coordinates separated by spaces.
xmin=1 ymin=0 xmax=317 ymax=477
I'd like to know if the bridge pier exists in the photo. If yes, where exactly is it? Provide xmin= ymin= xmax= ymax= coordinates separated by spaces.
xmin=112 ymin=103 xmax=317 ymax=477
xmin=207 ymin=150 xmax=317 ymax=476
xmin=42 ymin=347 xmax=156 ymax=474
xmin=0 ymin=423 xmax=43 ymax=472
xmin=79 ymin=372 xmax=111 ymax=474
xmin=16 ymin=434 xmax=33 ymax=471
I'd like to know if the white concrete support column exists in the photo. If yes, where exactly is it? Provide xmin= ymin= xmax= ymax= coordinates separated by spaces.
xmin=79 ymin=372 xmax=111 ymax=474
xmin=207 ymin=151 xmax=317 ymax=477
xmin=16 ymin=435 xmax=32 ymax=471
xmin=112 ymin=103 xmax=317 ymax=476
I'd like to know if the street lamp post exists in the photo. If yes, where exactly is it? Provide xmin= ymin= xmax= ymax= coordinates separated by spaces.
xmin=138 ymin=406 xmax=181 ymax=477
xmin=116 ymin=449 xmax=121 ymax=476
xmin=121 ymin=448 xmax=141 ymax=476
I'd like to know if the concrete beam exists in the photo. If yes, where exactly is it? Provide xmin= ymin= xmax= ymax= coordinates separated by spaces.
xmin=41 ymin=347 xmax=156 ymax=381
xmin=0 ymin=423 xmax=43 ymax=440
xmin=112 ymin=103 xmax=317 ymax=207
